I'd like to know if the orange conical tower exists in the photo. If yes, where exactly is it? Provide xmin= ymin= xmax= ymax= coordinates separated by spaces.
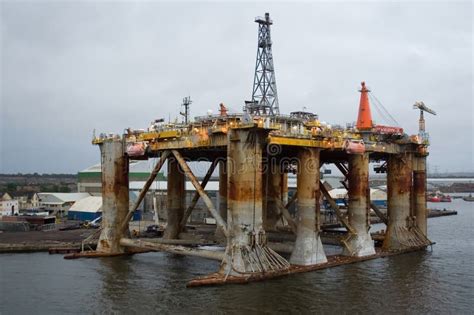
xmin=356 ymin=81 xmax=373 ymax=130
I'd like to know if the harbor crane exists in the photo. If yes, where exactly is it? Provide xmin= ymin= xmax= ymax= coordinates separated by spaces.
xmin=413 ymin=101 xmax=436 ymax=142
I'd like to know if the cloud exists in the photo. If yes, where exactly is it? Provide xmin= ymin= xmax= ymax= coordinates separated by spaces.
xmin=1 ymin=1 xmax=472 ymax=173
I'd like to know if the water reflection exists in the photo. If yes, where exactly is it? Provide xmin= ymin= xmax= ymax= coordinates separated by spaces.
xmin=1 ymin=200 xmax=473 ymax=314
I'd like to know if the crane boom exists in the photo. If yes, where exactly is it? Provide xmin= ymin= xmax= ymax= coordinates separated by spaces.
xmin=413 ymin=101 xmax=437 ymax=115
xmin=413 ymin=101 xmax=436 ymax=143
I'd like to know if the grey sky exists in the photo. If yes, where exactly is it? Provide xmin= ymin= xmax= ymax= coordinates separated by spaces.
xmin=1 ymin=1 xmax=472 ymax=174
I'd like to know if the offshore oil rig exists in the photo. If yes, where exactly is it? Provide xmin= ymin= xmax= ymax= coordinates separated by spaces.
xmin=77 ymin=13 xmax=434 ymax=286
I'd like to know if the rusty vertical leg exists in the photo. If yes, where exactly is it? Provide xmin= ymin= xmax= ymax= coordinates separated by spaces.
xmin=221 ymin=129 xmax=289 ymax=275
xmin=264 ymin=164 xmax=283 ymax=231
xmin=97 ymin=140 xmax=129 ymax=253
xmin=164 ymin=156 xmax=185 ymax=239
xmin=281 ymin=172 xmax=288 ymax=205
xmin=215 ymin=159 xmax=228 ymax=240
xmin=290 ymin=148 xmax=327 ymax=265
xmin=413 ymin=156 xmax=428 ymax=236
xmin=383 ymin=153 xmax=429 ymax=251
xmin=261 ymin=166 xmax=269 ymax=230
xmin=343 ymin=153 xmax=375 ymax=257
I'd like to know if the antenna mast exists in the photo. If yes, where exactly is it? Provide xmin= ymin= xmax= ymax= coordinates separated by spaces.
xmin=180 ymin=96 xmax=192 ymax=124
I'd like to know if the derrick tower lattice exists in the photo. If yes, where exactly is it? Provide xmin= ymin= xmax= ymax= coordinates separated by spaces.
xmin=248 ymin=12 xmax=279 ymax=116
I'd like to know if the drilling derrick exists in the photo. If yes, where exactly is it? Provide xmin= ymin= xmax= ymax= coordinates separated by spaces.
xmin=247 ymin=12 xmax=279 ymax=116
xmin=86 ymin=12 xmax=434 ymax=288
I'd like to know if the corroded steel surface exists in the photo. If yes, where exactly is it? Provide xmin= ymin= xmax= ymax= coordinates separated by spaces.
xmin=186 ymin=247 xmax=430 ymax=287
xmin=97 ymin=140 xmax=130 ymax=253
xmin=164 ymin=156 xmax=185 ymax=239
xmin=218 ymin=160 xmax=228 ymax=222
xmin=222 ymin=128 xmax=290 ymax=276
xmin=290 ymin=148 xmax=327 ymax=265
xmin=383 ymin=153 xmax=430 ymax=250
xmin=263 ymin=166 xmax=283 ymax=231
xmin=215 ymin=160 xmax=228 ymax=239
xmin=343 ymin=153 xmax=376 ymax=257
xmin=281 ymin=172 xmax=288 ymax=205
xmin=413 ymin=156 xmax=428 ymax=236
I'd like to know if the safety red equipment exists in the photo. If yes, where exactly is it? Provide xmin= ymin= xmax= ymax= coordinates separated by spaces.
xmin=356 ymin=81 xmax=373 ymax=130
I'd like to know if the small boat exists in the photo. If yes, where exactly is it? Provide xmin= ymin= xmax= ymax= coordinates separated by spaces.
xmin=463 ymin=194 xmax=474 ymax=202
xmin=440 ymin=195 xmax=452 ymax=202
xmin=427 ymin=195 xmax=441 ymax=202
xmin=428 ymin=192 xmax=451 ymax=203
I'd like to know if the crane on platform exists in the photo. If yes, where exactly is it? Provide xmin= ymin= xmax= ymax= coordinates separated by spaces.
xmin=413 ymin=101 xmax=436 ymax=142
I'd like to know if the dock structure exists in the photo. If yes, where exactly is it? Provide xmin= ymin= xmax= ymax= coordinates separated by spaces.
xmin=77 ymin=12 xmax=434 ymax=286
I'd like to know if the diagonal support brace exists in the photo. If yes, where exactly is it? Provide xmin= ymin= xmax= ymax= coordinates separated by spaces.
xmin=320 ymin=181 xmax=356 ymax=235
xmin=171 ymin=150 xmax=229 ymax=238
xmin=120 ymin=150 xmax=170 ymax=234
xmin=179 ymin=158 xmax=219 ymax=231
xmin=336 ymin=162 xmax=388 ymax=225
xmin=275 ymin=198 xmax=297 ymax=233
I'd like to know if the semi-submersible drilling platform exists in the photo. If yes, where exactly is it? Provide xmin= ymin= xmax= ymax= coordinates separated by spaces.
xmin=78 ymin=13 xmax=434 ymax=286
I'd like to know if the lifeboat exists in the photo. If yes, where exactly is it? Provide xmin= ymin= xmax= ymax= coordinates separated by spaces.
xmin=126 ymin=142 xmax=146 ymax=157
xmin=343 ymin=140 xmax=365 ymax=154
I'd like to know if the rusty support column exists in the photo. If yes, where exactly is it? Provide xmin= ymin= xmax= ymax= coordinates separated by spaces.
xmin=215 ymin=159 xmax=228 ymax=239
xmin=343 ymin=153 xmax=376 ymax=257
xmin=121 ymin=150 xmax=169 ymax=234
xmin=221 ymin=129 xmax=289 ymax=275
xmin=264 ymin=164 xmax=283 ymax=231
xmin=164 ymin=156 xmax=185 ymax=239
xmin=281 ymin=172 xmax=288 ymax=205
xmin=413 ymin=156 xmax=428 ymax=236
xmin=383 ymin=153 xmax=429 ymax=251
xmin=290 ymin=148 xmax=327 ymax=265
xmin=97 ymin=140 xmax=129 ymax=253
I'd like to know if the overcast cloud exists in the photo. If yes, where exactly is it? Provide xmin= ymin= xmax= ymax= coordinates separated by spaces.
xmin=0 ymin=1 xmax=472 ymax=174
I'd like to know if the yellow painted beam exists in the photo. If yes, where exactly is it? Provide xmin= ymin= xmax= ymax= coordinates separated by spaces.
xmin=268 ymin=136 xmax=344 ymax=149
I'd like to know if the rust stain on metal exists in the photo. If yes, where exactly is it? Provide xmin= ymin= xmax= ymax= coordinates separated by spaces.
xmin=186 ymin=247 xmax=430 ymax=287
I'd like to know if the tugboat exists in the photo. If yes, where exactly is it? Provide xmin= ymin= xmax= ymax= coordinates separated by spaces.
xmin=463 ymin=193 xmax=474 ymax=202
xmin=427 ymin=194 xmax=441 ymax=202
xmin=427 ymin=192 xmax=452 ymax=202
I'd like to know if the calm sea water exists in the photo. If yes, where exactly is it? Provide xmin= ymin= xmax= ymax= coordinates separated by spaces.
xmin=1 ymin=198 xmax=473 ymax=314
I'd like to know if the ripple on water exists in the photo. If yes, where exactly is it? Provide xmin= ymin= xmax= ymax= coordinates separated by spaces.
xmin=1 ymin=201 xmax=473 ymax=314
